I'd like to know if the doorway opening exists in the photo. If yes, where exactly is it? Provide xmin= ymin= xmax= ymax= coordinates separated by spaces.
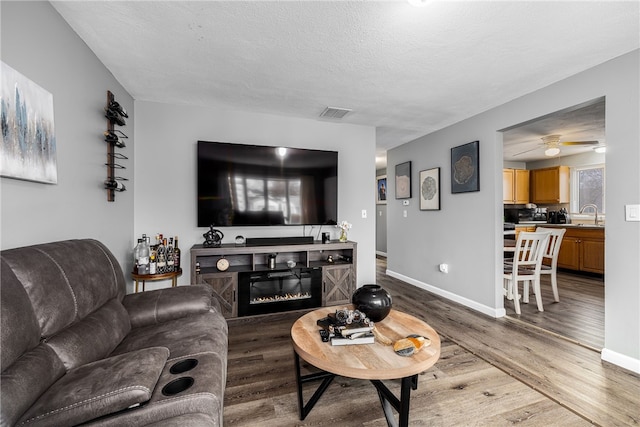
xmin=500 ymin=97 xmax=606 ymax=350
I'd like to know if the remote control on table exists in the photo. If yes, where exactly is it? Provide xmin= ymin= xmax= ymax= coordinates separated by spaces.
xmin=319 ymin=329 xmax=330 ymax=342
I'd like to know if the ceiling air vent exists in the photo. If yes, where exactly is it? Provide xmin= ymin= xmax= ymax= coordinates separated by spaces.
xmin=320 ymin=107 xmax=352 ymax=119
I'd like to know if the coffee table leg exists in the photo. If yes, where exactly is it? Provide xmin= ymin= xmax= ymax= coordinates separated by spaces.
xmin=294 ymin=351 xmax=335 ymax=420
xmin=372 ymin=374 xmax=418 ymax=427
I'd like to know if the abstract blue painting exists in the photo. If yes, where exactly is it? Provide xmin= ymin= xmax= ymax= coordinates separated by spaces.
xmin=1 ymin=61 xmax=57 ymax=184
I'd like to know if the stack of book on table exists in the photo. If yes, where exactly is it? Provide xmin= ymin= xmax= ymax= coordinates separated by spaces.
xmin=330 ymin=322 xmax=375 ymax=346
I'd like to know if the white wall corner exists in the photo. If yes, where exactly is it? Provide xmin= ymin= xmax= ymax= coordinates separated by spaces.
xmin=601 ymin=348 xmax=640 ymax=374
xmin=385 ymin=270 xmax=505 ymax=318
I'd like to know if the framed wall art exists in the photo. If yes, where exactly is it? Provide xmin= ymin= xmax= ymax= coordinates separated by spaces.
xmin=419 ymin=167 xmax=440 ymax=210
xmin=395 ymin=161 xmax=411 ymax=199
xmin=376 ymin=175 xmax=387 ymax=204
xmin=0 ymin=61 xmax=57 ymax=184
xmin=451 ymin=140 xmax=479 ymax=194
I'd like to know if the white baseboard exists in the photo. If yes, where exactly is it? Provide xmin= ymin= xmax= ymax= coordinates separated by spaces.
xmin=386 ymin=269 xmax=505 ymax=319
xmin=601 ymin=348 xmax=640 ymax=374
xmin=376 ymin=251 xmax=387 ymax=258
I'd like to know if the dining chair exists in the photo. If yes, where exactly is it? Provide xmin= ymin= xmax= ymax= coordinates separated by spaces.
xmin=531 ymin=226 xmax=567 ymax=302
xmin=503 ymin=231 xmax=550 ymax=315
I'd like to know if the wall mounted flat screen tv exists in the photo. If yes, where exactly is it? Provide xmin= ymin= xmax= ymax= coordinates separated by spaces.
xmin=197 ymin=141 xmax=338 ymax=227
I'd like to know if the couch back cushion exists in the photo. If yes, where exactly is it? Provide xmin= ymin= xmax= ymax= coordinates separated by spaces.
xmin=1 ymin=239 xmax=126 ymax=338
xmin=0 ymin=259 xmax=41 ymax=370
xmin=45 ymin=298 xmax=131 ymax=370
xmin=1 ymin=259 xmax=67 ymax=426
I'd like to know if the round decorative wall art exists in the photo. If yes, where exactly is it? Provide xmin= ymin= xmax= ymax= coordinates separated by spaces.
xmin=419 ymin=167 xmax=440 ymax=210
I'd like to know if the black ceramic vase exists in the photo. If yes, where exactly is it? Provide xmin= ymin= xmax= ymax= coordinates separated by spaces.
xmin=352 ymin=284 xmax=392 ymax=322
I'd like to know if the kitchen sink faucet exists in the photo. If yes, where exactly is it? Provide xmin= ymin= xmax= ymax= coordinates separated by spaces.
xmin=579 ymin=204 xmax=599 ymax=225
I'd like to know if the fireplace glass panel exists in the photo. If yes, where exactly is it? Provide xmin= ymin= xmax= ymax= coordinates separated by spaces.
xmin=238 ymin=268 xmax=322 ymax=316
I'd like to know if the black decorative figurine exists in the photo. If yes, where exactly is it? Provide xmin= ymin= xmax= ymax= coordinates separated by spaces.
xmin=203 ymin=226 xmax=224 ymax=248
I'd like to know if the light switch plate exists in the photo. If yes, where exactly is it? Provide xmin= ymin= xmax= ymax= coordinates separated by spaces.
xmin=625 ymin=204 xmax=640 ymax=221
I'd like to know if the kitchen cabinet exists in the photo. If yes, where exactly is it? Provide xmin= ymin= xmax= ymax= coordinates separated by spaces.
xmin=514 ymin=225 xmax=536 ymax=239
xmin=557 ymin=227 xmax=604 ymax=274
xmin=503 ymin=169 xmax=530 ymax=204
xmin=530 ymin=166 xmax=570 ymax=204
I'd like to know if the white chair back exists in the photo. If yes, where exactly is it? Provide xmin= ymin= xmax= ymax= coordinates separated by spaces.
xmin=513 ymin=231 xmax=550 ymax=271
xmin=535 ymin=226 xmax=566 ymax=264
xmin=535 ymin=226 xmax=567 ymax=302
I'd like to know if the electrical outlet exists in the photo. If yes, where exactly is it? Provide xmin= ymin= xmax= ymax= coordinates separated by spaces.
xmin=403 ymin=210 xmax=407 ymax=218
xmin=362 ymin=209 xmax=367 ymax=219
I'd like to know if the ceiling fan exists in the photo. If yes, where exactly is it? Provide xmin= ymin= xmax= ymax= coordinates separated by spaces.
xmin=514 ymin=134 xmax=601 ymax=157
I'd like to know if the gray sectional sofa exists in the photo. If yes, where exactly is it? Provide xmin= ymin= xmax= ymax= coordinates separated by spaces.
xmin=1 ymin=239 xmax=228 ymax=426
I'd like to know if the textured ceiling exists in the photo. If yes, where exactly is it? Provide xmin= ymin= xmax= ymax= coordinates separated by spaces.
xmin=50 ymin=1 xmax=639 ymax=167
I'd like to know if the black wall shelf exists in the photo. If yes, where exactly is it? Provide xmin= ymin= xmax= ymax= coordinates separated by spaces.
xmin=104 ymin=90 xmax=128 ymax=201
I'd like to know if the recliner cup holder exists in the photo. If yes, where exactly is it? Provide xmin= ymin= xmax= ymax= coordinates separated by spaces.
xmin=162 ymin=377 xmax=194 ymax=396
xmin=170 ymin=358 xmax=198 ymax=374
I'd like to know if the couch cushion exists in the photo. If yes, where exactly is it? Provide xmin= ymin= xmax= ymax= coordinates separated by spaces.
xmin=45 ymin=298 xmax=131 ymax=370
xmin=1 ymin=240 xmax=125 ymax=338
xmin=112 ymin=311 xmax=228 ymax=360
xmin=1 ymin=345 xmax=66 ymax=427
xmin=123 ymin=285 xmax=215 ymax=329
xmin=0 ymin=258 xmax=41 ymax=371
xmin=17 ymin=347 xmax=169 ymax=427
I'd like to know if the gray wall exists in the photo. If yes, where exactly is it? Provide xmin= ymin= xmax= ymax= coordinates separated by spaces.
xmin=387 ymin=50 xmax=639 ymax=370
xmin=1 ymin=1 xmax=135 ymax=282
xmin=1 ymin=2 xmax=376 ymax=294
xmin=134 ymin=101 xmax=377 ymax=289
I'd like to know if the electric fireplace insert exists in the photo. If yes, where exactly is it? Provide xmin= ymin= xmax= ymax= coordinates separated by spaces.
xmin=238 ymin=267 xmax=322 ymax=317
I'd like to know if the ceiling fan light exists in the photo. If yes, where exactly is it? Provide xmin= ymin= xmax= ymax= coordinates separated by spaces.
xmin=545 ymin=147 xmax=561 ymax=157
xmin=594 ymin=146 xmax=607 ymax=154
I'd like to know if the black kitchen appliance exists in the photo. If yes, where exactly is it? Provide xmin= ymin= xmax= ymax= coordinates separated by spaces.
xmin=557 ymin=208 xmax=568 ymax=224
xmin=505 ymin=208 xmax=548 ymax=223
xmin=548 ymin=211 xmax=558 ymax=224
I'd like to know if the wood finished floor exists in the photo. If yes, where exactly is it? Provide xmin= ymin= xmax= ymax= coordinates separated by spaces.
xmin=223 ymin=258 xmax=639 ymax=426
xmin=504 ymin=269 xmax=604 ymax=350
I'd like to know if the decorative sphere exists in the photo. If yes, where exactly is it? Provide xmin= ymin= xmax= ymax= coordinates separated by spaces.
xmin=352 ymin=284 xmax=392 ymax=322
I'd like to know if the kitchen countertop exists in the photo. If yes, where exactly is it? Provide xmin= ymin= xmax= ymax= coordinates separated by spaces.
xmin=517 ymin=222 xmax=605 ymax=229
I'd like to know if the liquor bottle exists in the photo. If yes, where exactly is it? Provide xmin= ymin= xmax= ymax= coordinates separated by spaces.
xmin=174 ymin=236 xmax=181 ymax=271
xmin=156 ymin=238 xmax=166 ymax=274
xmin=166 ymin=237 xmax=175 ymax=273
xmin=133 ymin=238 xmax=142 ymax=272
xmin=150 ymin=235 xmax=158 ymax=267
xmin=138 ymin=235 xmax=150 ymax=275
xmin=149 ymin=253 xmax=157 ymax=275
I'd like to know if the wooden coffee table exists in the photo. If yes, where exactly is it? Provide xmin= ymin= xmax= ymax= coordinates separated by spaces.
xmin=291 ymin=306 xmax=441 ymax=427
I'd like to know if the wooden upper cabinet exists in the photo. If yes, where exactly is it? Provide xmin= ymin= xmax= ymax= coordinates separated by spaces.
xmin=503 ymin=169 xmax=530 ymax=204
xmin=530 ymin=166 xmax=570 ymax=204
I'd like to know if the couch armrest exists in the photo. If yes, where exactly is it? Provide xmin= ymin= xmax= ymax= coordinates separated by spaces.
xmin=123 ymin=285 xmax=215 ymax=329
xmin=17 ymin=347 xmax=169 ymax=427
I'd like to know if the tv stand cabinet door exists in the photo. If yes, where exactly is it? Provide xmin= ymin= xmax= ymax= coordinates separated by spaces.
xmin=322 ymin=264 xmax=355 ymax=306
xmin=196 ymin=272 xmax=238 ymax=318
